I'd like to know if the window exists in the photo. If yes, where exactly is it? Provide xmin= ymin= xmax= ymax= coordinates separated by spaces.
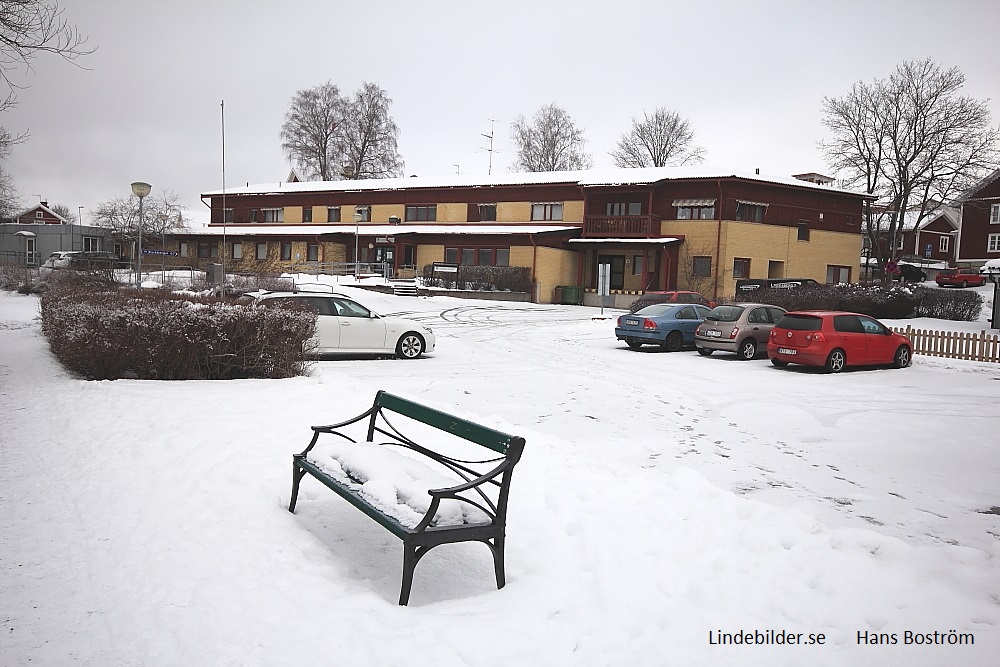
xmin=444 ymin=246 xmax=511 ymax=266
xmin=198 ymin=242 xmax=219 ymax=258
xmin=327 ymin=206 xmax=341 ymax=222
xmin=355 ymin=206 xmax=371 ymax=222
xmin=632 ymin=255 xmax=643 ymax=276
xmin=939 ymin=236 xmax=950 ymax=253
xmin=281 ymin=243 xmax=292 ymax=261
xmin=735 ymin=202 xmax=766 ymax=222
xmin=224 ymin=208 xmax=234 ymax=223
xmin=83 ymin=237 xmax=100 ymax=252
xmin=262 ymin=208 xmax=283 ymax=222
xmin=992 ymin=204 xmax=1000 ymax=224
xmin=797 ymin=221 xmax=810 ymax=241
xmin=733 ymin=258 xmax=750 ymax=279
xmin=179 ymin=242 xmax=188 ymax=258
xmin=531 ymin=202 xmax=563 ymax=221
xmin=302 ymin=207 xmax=312 ymax=223
xmin=826 ymin=265 xmax=851 ymax=284
xmin=895 ymin=236 xmax=905 ymax=250
xmin=989 ymin=234 xmax=1000 ymax=253
xmin=693 ymin=256 xmax=712 ymax=277
xmin=256 ymin=243 xmax=267 ymax=260
xmin=405 ymin=205 xmax=437 ymax=222
xmin=606 ymin=202 xmax=642 ymax=216
xmin=676 ymin=205 xmax=715 ymax=220
xmin=250 ymin=209 xmax=259 ymax=222
xmin=479 ymin=204 xmax=497 ymax=221
xmin=232 ymin=242 xmax=242 ymax=259
xmin=307 ymin=244 xmax=319 ymax=261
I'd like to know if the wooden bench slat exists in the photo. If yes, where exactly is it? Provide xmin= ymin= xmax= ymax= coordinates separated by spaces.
xmin=375 ymin=390 xmax=516 ymax=454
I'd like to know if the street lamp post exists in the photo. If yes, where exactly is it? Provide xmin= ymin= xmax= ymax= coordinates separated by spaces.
xmin=131 ymin=182 xmax=151 ymax=287
xmin=353 ymin=209 xmax=363 ymax=279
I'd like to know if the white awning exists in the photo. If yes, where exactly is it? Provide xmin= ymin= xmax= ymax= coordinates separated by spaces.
xmin=568 ymin=237 xmax=680 ymax=245
xmin=672 ymin=199 xmax=716 ymax=207
xmin=736 ymin=199 xmax=770 ymax=207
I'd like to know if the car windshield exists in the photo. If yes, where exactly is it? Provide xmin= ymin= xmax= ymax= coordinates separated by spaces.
xmin=705 ymin=305 xmax=743 ymax=322
xmin=776 ymin=314 xmax=823 ymax=331
xmin=634 ymin=304 xmax=676 ymax=317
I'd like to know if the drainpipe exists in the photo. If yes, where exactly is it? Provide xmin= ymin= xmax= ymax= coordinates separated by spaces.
xmin=529 ymin=233 xmax=539 ymax=303
xmin=713 ymin=179 xmax=723 ymax=300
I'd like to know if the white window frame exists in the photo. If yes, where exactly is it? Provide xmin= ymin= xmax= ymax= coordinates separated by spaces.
xmin=991 ymin=203 xmax=1000 ymax=224
xmin=531 ymin=202 xmax=563 ymax=221
xmin=256 ymin=242 xmax=267 ymax=260
xmin=232 ymin=242 xmax=242 ymax=259
xmin=262 ymin=208 xmax=283 ymax=223
xmin=938 ymin=236 xmax=949 ymax=253
xmin=988 ymin=233 xmax=1000 ymax=253
xmin=83 ymin=237 xmax=99 ymax=252
xmin=179 ymin=242 xmax=188 ymax=258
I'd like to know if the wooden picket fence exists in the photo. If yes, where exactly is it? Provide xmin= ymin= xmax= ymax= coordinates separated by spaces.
xmin=892 ymin=326 xmax=1000 ymax=364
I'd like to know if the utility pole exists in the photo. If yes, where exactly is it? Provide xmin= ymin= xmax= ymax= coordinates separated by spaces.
xmin=481 ymin=116 xmax=496 ymax=176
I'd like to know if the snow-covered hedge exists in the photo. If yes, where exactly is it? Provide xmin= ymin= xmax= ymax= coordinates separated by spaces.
xmin=40 ymin=285 xmax=316 ymax=380
xmin=731 ymin=283 xmax=982 ymax=321
xmin=421 ymin=264 xmax=532 ymax=292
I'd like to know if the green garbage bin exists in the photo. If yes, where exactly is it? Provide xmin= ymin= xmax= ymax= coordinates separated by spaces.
xmin=561 ymin=285 xmax=583 ymax=305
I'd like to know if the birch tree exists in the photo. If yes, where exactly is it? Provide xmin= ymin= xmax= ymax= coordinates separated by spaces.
xmin=611 ymin=107 xmax=706 ymax=168
xmin=510 ymin=103 xmax=593 ymax=172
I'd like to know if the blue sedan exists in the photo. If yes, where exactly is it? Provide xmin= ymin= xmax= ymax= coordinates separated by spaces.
xmin=615 ymin=303 xmax=712 ymax=351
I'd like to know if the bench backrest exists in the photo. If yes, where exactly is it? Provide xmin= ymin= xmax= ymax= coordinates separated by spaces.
xmin=374 ymin=390 xmax=520 ymax=455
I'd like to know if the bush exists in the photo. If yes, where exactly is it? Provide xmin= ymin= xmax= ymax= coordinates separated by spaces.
xmin=421 ymin=264 xmax=532 ymax=293
xmin=732 ymin=283 xmax=982 ymax=321
xmin=40 ymin=283 xmax=316 ymax=380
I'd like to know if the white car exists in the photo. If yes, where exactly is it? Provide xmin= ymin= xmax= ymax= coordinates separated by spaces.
xmin=41 ymin=251 xmax=80 ymax=269
xmin=253 ymin=291 xmax=435 ymax=359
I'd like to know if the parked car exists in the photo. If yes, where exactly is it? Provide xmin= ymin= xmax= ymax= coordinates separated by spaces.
xmin=616 ymin=303 xmax=711 ymax=351
xmin=895 ymin=263 xmax=927 ymax=282
xmin=40 ymin=251 xmax=80 ymax=269
xmin=694 ymin=303 xmax=787 ymax=360
xmin=628 ymin=290 xmax=715 ymax=313
xmin=935 ymin=268 xmax=985 ymax=288
xmin=767 ymin=311 xmax=912 ymax=373
xmin=252 ymin=291 xmax=435 ymax=359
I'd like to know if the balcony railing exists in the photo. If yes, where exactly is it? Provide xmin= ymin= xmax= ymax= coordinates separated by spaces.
xmin=583 ymin=215 xmax=660 ymax=237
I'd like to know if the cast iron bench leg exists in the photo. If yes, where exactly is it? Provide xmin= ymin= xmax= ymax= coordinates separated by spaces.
xmin=399 ymin=543 xmax=418 ymax=606
xmin=288 ymin=464 xmax=307 ymax=513
xmin=492 ymin=535 xmax=506 ymax=589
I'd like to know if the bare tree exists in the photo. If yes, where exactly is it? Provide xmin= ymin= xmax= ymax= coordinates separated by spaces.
xmin=280 ymin=81 xmax=346 ymax=181
xmin=50 ymin=202 xmax=74 ymax=222
xmin=611 ymin=107 xmax=706 ymax=168
xmin=91 ymin=190 xmax=190 ymax=240
xmin=340 ymin=81 xmax=404 ymax=180
xmin=510 ymin=103 xmax=593 ymax=172
xmin=281 ymin=80 xmax=403 ymax=181
xmin=0 ymin=0 xmax=93 ymax=107
xmin=820 ymin=58 xmax=999 ymax=276
xmin=0 ymin=125 xmax=17 ymax=217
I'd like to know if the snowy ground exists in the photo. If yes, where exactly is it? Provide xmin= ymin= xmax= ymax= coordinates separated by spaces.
xmin=1 ymin=282 xmax=998 ymax=666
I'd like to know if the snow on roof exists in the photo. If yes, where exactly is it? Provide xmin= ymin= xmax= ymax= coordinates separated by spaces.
xmin=177 ymin=223 xmax=579 ymax=237
xmin=568 ymin=237 xmax=681 ymax=244
xmin=202 ymin=166 xmax=871 ymax=198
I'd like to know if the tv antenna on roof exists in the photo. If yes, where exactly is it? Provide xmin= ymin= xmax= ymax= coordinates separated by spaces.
xmin=481 ymin=116 xmax=497 ymax=176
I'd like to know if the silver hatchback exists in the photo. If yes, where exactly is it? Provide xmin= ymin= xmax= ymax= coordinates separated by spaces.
xmin=694 ymin=303 xmax=787 ymax=360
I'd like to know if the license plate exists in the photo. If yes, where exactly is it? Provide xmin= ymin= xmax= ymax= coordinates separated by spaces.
xmin=705 ymin=330 xmax=722 ymax=337
xmin=625 ymin=319 xmax=639 ymax=326
xmin=778 ymin=348 xmax=797 ymax=355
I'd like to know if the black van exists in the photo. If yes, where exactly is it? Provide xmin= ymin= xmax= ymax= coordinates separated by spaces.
xmin=735 ymin=278 xmax=819 ymax=292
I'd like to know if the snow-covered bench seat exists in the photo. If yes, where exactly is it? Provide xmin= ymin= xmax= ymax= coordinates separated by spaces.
xmin=288 ymin=390 xmax=526 ymax=605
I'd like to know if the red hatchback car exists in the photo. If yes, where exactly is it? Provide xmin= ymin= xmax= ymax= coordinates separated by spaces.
xmin=767 ymin=311 xmax=912 ymax=373
xmin=935 ymin=268 xmax=985 ymax=288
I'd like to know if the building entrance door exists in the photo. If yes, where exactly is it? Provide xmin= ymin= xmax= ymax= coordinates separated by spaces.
xmin=374 ymin=246 xmax=396 ymax=275
xmin=598 ymin=254 xmax=625 ymax=290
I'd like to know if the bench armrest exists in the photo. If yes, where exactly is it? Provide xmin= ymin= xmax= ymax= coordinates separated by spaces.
xmin=427 ymin=459 xmax=510 ymax=497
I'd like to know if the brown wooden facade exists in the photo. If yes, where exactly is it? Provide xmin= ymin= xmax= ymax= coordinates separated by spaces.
xmin=957 ymin=169 xmax=1000 ymax=265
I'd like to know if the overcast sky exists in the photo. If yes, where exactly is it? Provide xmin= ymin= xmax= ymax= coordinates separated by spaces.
xmin=4 ymin=0 xmax=999 ymax=223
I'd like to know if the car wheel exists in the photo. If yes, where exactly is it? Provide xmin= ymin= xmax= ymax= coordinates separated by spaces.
xmin=737 ymin=339 xmax=757 ymax=360
xmin=697 ymin=347 xmax=713 ymax=356
xmin=961 ymin=280 xmax=968 ymax=288
xmin=893 ymin=345 xmax=911 ymax=368
xmin=662 ymin=330 xmax=683 ymax=352
xmin=771 ymin=358 xmax=788 ymax=367
xmin=919 ymin=272 xmax=926 ymax=281
xmin=824 ymin=349 xmax=846 ymax=373
xmin=395 ymin=333 xmax=425 ymax=359
xmin=626 ymin=338 xmax=643 ymax=350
